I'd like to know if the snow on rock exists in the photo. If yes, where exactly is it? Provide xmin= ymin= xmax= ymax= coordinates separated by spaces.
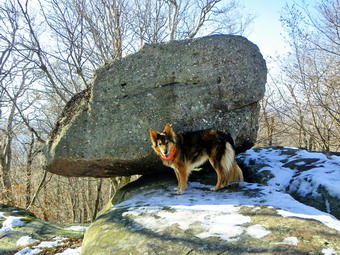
xmin=239 ymin=147 xmax=340 ymax=218
xmin=119 ymin=181 xmax=340 ymax=234
xmin=245 ymin=224 xmax=271 ymax=238
xmin=281 ymin=236 xmax=299 ymax=246
xmin=15 ymin=247 xmax=42 ymax=255
xmin=33 ymin=236 xmax=67 ymax=249
xmin=65 ymin=226 xmax=87 ymax=232
xmin=34 ymin=241 xmax=61 ymax=249
xmin=15 ymin=236 xmax=69 ymax=255
xmin=240 ymin=147 xmax=340 ymax=195
xmin=120 ymin=182 xmax=254 ymax=242
xmin=0 ymin=214 xmax=25 ymax=235
xmin=16 ymin=236 xmax=39 ymax=247
xmin=2 ymin=216 xmax=25 ymax=229
xmin=82 ymin=172 xmax=340 ymax=254
xmin=322 ymin=247 xmax=338 ymax=255
xmin=273 ymin=236 xmax=300 ymax=246
xmin=55 ymin=247 xmax=81 ymax=255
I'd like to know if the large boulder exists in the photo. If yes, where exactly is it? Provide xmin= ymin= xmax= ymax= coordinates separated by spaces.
xmin=81 ymin=172 xmax=340 ymax=255
xmin=44 ymin=34 xmax=267 ymax=178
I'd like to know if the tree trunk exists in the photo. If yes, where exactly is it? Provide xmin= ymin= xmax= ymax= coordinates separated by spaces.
xmin=92 ymin=179 xmax=103 ymax=222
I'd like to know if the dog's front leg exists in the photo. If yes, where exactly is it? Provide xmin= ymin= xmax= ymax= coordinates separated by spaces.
xmin=175 ymin=167 xmax=188 ymax=194
xmin=173 ymin=168 xmax=181 ymax=192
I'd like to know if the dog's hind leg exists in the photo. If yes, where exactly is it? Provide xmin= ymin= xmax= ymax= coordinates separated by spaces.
xmin=209 ymin=158 xmax=225 ymax=191
xmin=214 ymin=167 xmax=225 ymax=191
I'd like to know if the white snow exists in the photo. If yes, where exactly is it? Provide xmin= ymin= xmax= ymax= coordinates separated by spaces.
xmin=114 ymin=180 xmax=340 ymax=243
xmin=282 ymin=236 xmax=299 ymax=246
xmin=65 ymin=226 xmax=87 ymax=232
xmin=275 ymin=236 xmax=299 ymax=246
xmin=15 ymin=247 xmax=42 ymax=255
xmin=33 ymin=236 xmax=67 ymax=249
xmin=240 ymin=148 xmax=340 ymax=199
xmin=246 ymin=224 xmax=271 ymax=238
xmin=322 ymin=248 xmax=338 ymax=255
xmin=56 ymin=247 xmax=82 ymax=255
xmin=0 ymin=215 xmax=25 ymax=235
xmin=14 ymin=236 xmax=70 ymax=255
xmin=16 ymin=236 xmax=39 ymax=247
xmin=2 ymin=216 xmax=25 ymax=229
xmin=122 ymin=195 xmax=252 ymax=241
xmin=34 ymin=240 xmax=61 ymax=249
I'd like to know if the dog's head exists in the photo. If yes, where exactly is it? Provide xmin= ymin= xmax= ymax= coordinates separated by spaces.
xmin=149 ymin=123 xmax=177 ymax=159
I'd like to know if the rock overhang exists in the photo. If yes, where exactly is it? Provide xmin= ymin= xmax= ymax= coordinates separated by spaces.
xmin=44 ymin=34 xmax=267 ymax=177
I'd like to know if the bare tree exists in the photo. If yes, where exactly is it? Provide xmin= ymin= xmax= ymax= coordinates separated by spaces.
xmin=262 ymin=0 xmax=339 ymax=151
xmin=128 ymin=0 xmax=255 ymax=46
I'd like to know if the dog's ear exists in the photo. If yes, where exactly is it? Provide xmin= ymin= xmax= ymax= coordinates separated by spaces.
xmin=149 ymin=128 xmax=158 ymax=144
xmin=163 ymin=123 xmax=175 ymax=137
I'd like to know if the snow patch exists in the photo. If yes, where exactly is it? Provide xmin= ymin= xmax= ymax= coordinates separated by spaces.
xmin=15 ymin=236 xmax=69 ymax=255
xmin=123 ymin=203 xmax=251 ymax=241
xmin=56 ymin=247 xmax=82 ymax=255
xmin=16 ymin=236 xmax=39 ymax=247
xmin=65 ymin=226 xmax=87 ymax=232
xmin=34 ymin=240 xmax=61 ymax=249
xmin=322 ymin=247 xmax=337 ymax=255
xmin=2 ymin=216 xmax=25 ymax=229
xmin=246 ymin=224 xmax=271 ymax=238
xmin=15 ymin=247 xmax=42 ymax=255
xmin=275 ymin=236 xmax=299 ymax=246
xmin=240 ymin=148 xmax=340 ymax=200
xmin=113 ymin=180 xmax=340 ymax=243
xmin=282 ymin=236 xmax=299 ymax=246
xmin=0 ymin=215 xmax=25 ymax=235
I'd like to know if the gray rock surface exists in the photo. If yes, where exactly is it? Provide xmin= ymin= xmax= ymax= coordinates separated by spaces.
xmin=238 ymin=147 xmax=340 ymax=220
xmin=0 ymin=206 xmax=84 ymax=254
xmin=44 ymin=34 xmax=267 ymax=178
xmin=81 ymin=172 xmax=340 ymax=255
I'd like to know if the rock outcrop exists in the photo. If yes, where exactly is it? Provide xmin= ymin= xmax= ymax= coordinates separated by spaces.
xmin=81 ymin=171 xmax=340 ymax=255
xmin=0 ymin=206 xmax=84 ymax=254
xmin=44 ymin=34 xmax=267 ymax=178
xmin=238 ymin=147 xmax=340 ymax=220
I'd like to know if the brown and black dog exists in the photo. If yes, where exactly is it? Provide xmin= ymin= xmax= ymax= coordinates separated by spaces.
xmin=149 ymin=124 xmax=243 ymax=194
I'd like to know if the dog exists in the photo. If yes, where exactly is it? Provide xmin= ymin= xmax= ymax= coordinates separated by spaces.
xmin=149 ymin=123 xmax=243 ymax=194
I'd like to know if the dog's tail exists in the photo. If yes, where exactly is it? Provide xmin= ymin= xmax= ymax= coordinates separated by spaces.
xmin=222 ymin=142 xmax=244 ymax=186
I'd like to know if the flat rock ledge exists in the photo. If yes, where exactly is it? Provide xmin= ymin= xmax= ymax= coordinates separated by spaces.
xmin=81 ymin=172 xmax=340 ymax=255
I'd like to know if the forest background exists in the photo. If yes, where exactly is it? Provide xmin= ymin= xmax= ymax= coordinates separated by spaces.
xmin=0 ymin=0 xmax=339 ymax=223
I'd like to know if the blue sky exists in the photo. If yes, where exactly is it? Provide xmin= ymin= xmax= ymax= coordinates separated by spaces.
xmin=239 ymin=0 xmax=319 ymax=72
xmin=240 ymin=0 xmax=324 ymax=61
xmin=240 ymin=0 xmax=293 ymax=60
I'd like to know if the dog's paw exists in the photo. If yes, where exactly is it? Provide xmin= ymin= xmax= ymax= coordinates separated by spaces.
xmin=176 ymin=189 xmax=185 ymax=195
xmin=211 ymin=186 xmax=221 ymax=192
